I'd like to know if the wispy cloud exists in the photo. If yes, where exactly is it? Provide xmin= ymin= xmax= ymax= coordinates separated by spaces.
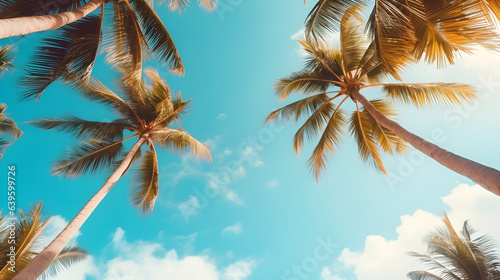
xmin=222 ymin=222 xmax=243 ymax=235
xmin=266 ymin=179 xmax=279 ymax=188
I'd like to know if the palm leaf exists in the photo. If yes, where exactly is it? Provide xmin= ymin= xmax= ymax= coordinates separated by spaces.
xmin=21 ymin=14 xmax=103 ymax=100
xmin=275 ymin=69 xmax=334 ymax=100
xmin=340 ymin=4 xmax=367 ymax=73
xmin=349 ymin=102 xmax=387 ymax=175
xmin=130 ymin=150 xmax=159 ymax=215
xmin=307 ymin=105 xmax=346 ymax=180
xmin=0 ymin=45 xmax=15 ymax=77
xmin=365 ymin=0 xmax=416 ymax=80
xmin=130 ymin=0 xmax=185 ymax=74
xmin=166 ymin=0 xmax=217 ymax=12
xmin=383 ymin=83 xmax=477 ymax=108
xmin=52 ymin=139 xmax=126 ymax=177
xmin=39 ymin=245 xmax=88 ymax=280
xmin=29 ymin=116 xmax=130 ymax=141
xmin=264 ymin=93 xmax=332 ymax=124
xmin=407 ymin=271 xmax=445 ymax=280
xmin=304 ymin=0 xmax=365 ymax=41
xmin=298 ymin=39 xmax=345 ymax=81
xmin=0 ymin=117 xmax=22 ymax=140
xmin=152 ymin=128 xmax=211 ymax=160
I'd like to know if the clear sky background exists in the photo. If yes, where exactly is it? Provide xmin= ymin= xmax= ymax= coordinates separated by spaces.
xmin=1 ymin=1 xmax=500 ymax=280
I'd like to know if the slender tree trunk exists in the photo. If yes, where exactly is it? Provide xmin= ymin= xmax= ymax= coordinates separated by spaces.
xmin=351 ymin=90 xmax=500 ymax=195
xmin=0 ymin=0 xmax=105 ymax=39
xmin=13 ymin=135 xmax=147 ymax=280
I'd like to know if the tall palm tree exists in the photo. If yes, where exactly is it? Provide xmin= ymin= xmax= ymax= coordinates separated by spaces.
xmin=265 ymin=5 xmax=500 ymax=194
xmin=408 ymin=214 xmax=500 ymax=280
xmin=0 ymin=103 xmax=22 ymax=158
xmin=13 ymin=69 xmax=211 ymax=280
xmin=304 ymin=0 xmax=500 ymax=79
xmin=0 ymin=45 xmax=15 ymax=77
xmin=0 ymin=203 xmax=88 ymax=280
xmin=0 ymin=0 xmax=217 ymax=39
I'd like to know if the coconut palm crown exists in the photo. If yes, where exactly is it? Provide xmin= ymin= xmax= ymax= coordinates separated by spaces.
xmin=0 ymin=0 xmax=217 ymax=100
xmin=408 ymin=214 xmax=500 ymax=280
xmin=265 ymin=5 xmax=500 ymax=192
xmin=304 ymin=0 xmax=500 ymax=78
xmin=31 ymin=69 xmax=211 ymax=214
xmin=0 ymin=203 xmax=88 ymax=280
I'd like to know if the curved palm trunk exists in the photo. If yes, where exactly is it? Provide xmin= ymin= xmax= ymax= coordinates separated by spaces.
xmin=352 ymin=90 xmax=500 ymax=195
xmin=0 ymin=0 xmax=105 ymax=39
xmin=13 ymin=135 xmax=146 ymax=280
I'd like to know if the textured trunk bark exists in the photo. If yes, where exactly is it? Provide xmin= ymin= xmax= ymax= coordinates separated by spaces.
xmin=352 ymin=90 xmax=500 ymax=195
xmin=0 ymin=0 xmax=105 ymax=39
xmin=13 ymin=135 xmax=147 ymax=280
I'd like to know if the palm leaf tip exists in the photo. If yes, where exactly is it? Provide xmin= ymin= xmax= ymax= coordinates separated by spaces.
xmin=153 ymin=128 xmax=212 ymax=161
xmin=131 ymin=151 xmax=159 ymax=215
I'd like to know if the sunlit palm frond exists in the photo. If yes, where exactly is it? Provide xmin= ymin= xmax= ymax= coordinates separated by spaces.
xmin=198 ymin=0 xmax=217 ymax=12
xmin=383 ymin=83 xmax=477 ymax=108
xmin=365 ymin=0 xmax=416 ymax=80
xmin=340 ymin=4 xmax=367 ymax=73
xmin=155 ymin=94 xmax=190 ymax=127
xmin=275 ymin=69 xmax=334 ymax=100
xmin=39 ymin=245 xmax=88 ymax=280
xmin=29 ymin=117 xmax=130 ymax=141
xmin=143 ymin=69 xmax=173 ymax=115
xmin=361 ymin=99 xmax=406 ymax=155
xmin=409 ymin=214 xmax=500 ymax=280
xmin=409 ymin=1 xmax=499 ymax=67
xmin=264 ymin=93 xmax=332 ymax=124
xmin=298 ymin=39 xmax=344 ymax=77
xmin=105 ymin=2 xmax=145 ymax=87
xmin=76 ymin=78 xmax=141 ymax=125
xmin=0 ymin=45 xmax=15 ymax=77
xmin=294 ymin=98 xmax=338 ymax=155
xmin=21 ymin=14 xmax=103 ymax=100
xmin=356 ymin=41 xmax=392 ymax=83
xmin=305 ymin=0 xmax=364 ymax=41
xmin=52 ymin=138 xmax=127 ymax=177
xmin=129 ymin=0 xmax=185 ymax=74
xmin=0 ymin=118 xmax=22 ymax=140
xmin=479 ymin=0 xmax=500 ymax=24
xmin=130 ymin=150 xmax=159 ymax=215
xmin=307 ymin=106 xmax=346 ymax=180
xmin=349 ymin=102 xmax=387 ymax=175
xmin=153 ymin=128 xmax=211 ymax=160
xmin=166 ymin=0 xmax=189 ymax=12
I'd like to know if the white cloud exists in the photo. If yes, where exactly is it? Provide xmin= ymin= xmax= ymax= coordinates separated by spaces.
xmin=222 ymin=259 xmax=257 ymax=280
xmin=321 ymin=268 xmax=346 ymax=280
xmin=217 ymin=114 xmax=227 ymax=119
xmin=323 ymin=184 xmax=500 ymax=280
xmin=222 ymin=222 xmax=243 ymax=235
xmin=178 ymin=196 xmax=202 ymax=219
xmin=66 ymin=228 xmax=256 ymax=280
xmin=267 ymin=179 xmax=279 ymax=188
xmin=291 ymin=28 xmax=305 ymax=41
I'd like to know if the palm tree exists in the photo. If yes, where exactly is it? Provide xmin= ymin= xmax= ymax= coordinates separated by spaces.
xmin=0 ymin=0 xmax=217 ymax=39
xmin=0 ymin=104 xmax=22 ymax=159
xmin=304 ymin=0 xmax=500 ymax=79
xmin=265 ymin=5 xmax=500 ymax=194
xmin=0 ymin=203 xmax=88 ymax=280
xmin=0 ymin=0 xmax=217 ymax=100
xmin=13 ymin=68 xmax=211 ymax=280
xmin=0 ymin=46 xmax=15 ymax=77
xmin=408 ymin=214 xmax=500 ymax=280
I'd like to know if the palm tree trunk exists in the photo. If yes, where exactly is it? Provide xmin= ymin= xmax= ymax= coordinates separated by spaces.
xmin=13 ymin=135 xmax=147 ymax=280
xmin=0 ymin=0 xmax=105 ymax=39
xmin=351 ymin=90 xmax=500 ymax=195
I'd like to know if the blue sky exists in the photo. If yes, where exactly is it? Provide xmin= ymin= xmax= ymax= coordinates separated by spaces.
xmin=1 ymin=1 xmax=500 ymax=280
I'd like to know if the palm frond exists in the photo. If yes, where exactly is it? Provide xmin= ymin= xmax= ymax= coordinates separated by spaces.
xmin=130 ymin=150 xmax=159 ymax=215
xmin=0 ymin=45 xmax=15 ymax=77
xmin=305 ymin=0 xmax=364 ymax=41
xmin=365 ymin=0 xmax=416 ymax=80
xmin=29 ymin=116 xmax=130 ymax=141
xmin=152 ymin=128 xmax=211 ymax=160
xmin=52 ymin=139 xmax=126 ymax=177
xmin=360 ymin=99 xmax=406 ymax=155
xmin=0 ymin=110 xmax=22 ymax=140
xmin=198 ymin=0 xmax=217 ymax=12
xmin=407 ymin=271 xmax=445 ymax=280
xmin=298 ymin=39 xmax=345 ymax=81
xmin=39 ymin=245 xmax=88 ymax=280
xmin=383 ymin=83 xmax=477 ymax=108
xmin=130 ymin=0 xmax=185 ymax=74
xmin=21 ymin=14 xmax=103 ymax=100
xmin=307 ymin=105 xmax=346 ymax=180
xmin=275 ymin=69 xmax=334 ymax=100
xmin=340 ymin=4 xmax=367 ymax=73
xmin=349 ymin=102 xmax=387 ymax=175
xmin=264 ymin=93 xmax=332 ymax=124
